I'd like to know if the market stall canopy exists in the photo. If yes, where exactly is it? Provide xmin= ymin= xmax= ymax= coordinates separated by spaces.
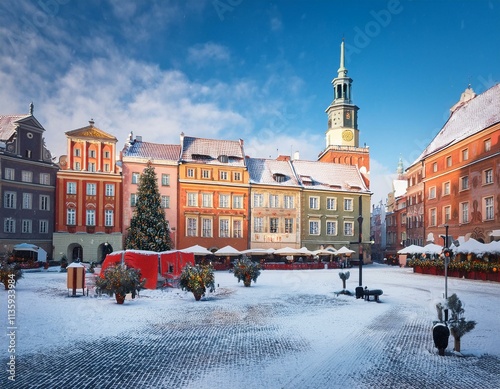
xmin=273 ymin=247 xmax=301 ymax=256
xmin=214 ymin=245 xmax=241 ymax=256
xmin=483 ymin=240 xmax=500 ymax=254
xmin=298 ymin=247 xmax=314 ymax=256
xmin=422 ymin=243 xmax=443 ymax=255
xmin=180 ymin=245 xmax=213 ymax=256
xmin=454 ymin=238 xmax=498 ymax=256
xmin=241 ymin=248 xmax=275 ymax=255
xmin=13 ymin=243 xmax=47 ymax=262
xmin=397 ymin=245 xmax=424 ymax=255
xmin=313 ymin=249 xmax=338 ymax=256
xmin=336 ymin=246 xmax=355 ymax=255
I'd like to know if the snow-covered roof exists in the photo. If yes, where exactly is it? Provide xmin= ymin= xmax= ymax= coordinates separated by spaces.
xmin=414 ymin=83 xmax=500 ymax=164
xmin=0 ymin=114 xmax=30 ymax=141
xmin=180 ymin=135 xmax=245 ymax=167
xmin=291 ymin=160 xmax=370 ymax=192
xmin=123 ymin=140 xmax=181 ymax=161
xmin=246 ymin=158 xmax=301 ymax=187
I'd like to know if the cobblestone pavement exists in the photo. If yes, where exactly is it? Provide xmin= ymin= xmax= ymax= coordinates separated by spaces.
xmin=1 ymin=270 xmax=500 ymax=389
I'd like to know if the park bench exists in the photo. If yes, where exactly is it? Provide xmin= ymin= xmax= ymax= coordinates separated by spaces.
xmin=363 ymin=288 xmax=383 ymax=302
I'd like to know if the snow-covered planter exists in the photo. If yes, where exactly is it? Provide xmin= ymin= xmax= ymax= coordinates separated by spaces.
xmin=180 ymin=263 xmax=215 ymax=300
xmin=232 ymin=257 xmax=261 ymax=287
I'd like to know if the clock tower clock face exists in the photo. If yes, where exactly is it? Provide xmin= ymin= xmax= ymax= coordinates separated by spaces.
xmin=342 ymin=130 xmax=353 ymax=142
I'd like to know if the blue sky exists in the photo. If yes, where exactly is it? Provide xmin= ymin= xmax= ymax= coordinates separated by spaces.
xmin=1 ymin=0 xmax=499 ymax=205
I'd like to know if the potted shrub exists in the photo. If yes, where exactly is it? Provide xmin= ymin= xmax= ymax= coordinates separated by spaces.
xmin=447 ymin=293 xmax=476 ymax=353
xmin=0 ymin=260 xmax=23 ymax=290
xmin=180 ymin=263 xmax=215 ymax=300
xmin=232 ymin=257 xmax=261 ymax=287
xmin=95 ymin=264 xmax=145 ymax=304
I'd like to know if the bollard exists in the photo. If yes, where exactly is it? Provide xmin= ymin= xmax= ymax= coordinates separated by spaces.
xmin=432 ymin=322 xmax=450 ymax=356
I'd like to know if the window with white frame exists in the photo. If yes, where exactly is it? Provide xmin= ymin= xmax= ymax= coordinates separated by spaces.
xmin=39 ymin=195 xmax=49 ymax=211
xmin=484 ymin=139 xmax=491 ymax=152
xmin=67 ymin=182 xmax=77 ymax=194
xmin=22 ymin=219 xmax=32 ymax=234
xmin=254 ymin=217 xmax=263 ymax=233
xmin=462 ymin=149 xmax=468 ymax=161
xmin=443 ymin=182 xmax=450 ymax=196
xmin=4 ymin=168 xmax=14 ymax=180
xmin=284 ymin=218 xmax=293 ymax=233
xmin=130 ymin=193 xmax=137 ymax=206
xmin=74 ymin=162 xmax=81 ymax=171
xmin=202 ymin=169 xmax=210 ymax=179
xmin=309 ymin=196 xmax=319 ymax=210
xmin=233 ymin=219 xmax=242 ymax=238
xmin=187 ymin=168 xmax=195 ymax=178
xmin=39 ymin=220 xmax=48 ymax=234
xmin=253 ymin=193 xmax=264 ymax=207
xmin=86 ymin=209 xmax=95 ymax=226
xmin=460 ymin=202 xmax=469 ymax=224
xmin=220 ymin=171 xmax=228 ymax=180
xmin=105 ymin=210 xmax=114 ymax=227
xmin=429 ymin=187 xmax=436 ymax=199
xmin=39 ymin=173 xmax=50 ymax=185
xmin=432 ymin=162 xmax=438 ymax=172
xmin=74 ymin=148 xmax=81 ymax=157
xmin=270 ymin=217 xmax=279 ymax=233
xmin=326 ymin=197 xmax=337 ymax=210
xmin=89 ymin=150 xmax=96 ymax=158
xmin=88 ymin=162 xmax=96 ymax=172
xmin=4 ymin=218 xmax=15 ymax=233
xmin=269 ymin=194 xmax=279 ymax=208
xmin=443 ymin=205 xmax=451 ymax=223
xmin=4 ymin=192 xmax=16 ymax=209
xmin=132 ymin=172 xmax=140 ymax=184
xmin=326 ymin=220 xmax=337 ymax=235
xmin=67 ymin=209 xmax=76 ymax=225
xmin=344 ymin=198 xmax=353 ymax=211
xmin=309 ymin=220 xmax=320 ymax=235
xmin=161 ymin=195 xmax=170 ymax=208
xmin=484 ymin=169 xmax=493 ymax=184
xmin=187 ymin=217 xmax=197 ymax=236
xmin=21 ymin=170 xmax=33 ymax=182
xmin=161 ymin=174 xmax=170 ymax=186
xmin=219 ymin=194 xmax=230 ymax=208
xmin=105 ymin=184 xmax=115 ymax=197
xmin=233 ymin=172 xmax=241 ymax=181
xmin=284 ymin=195 xmax=294 ymax=209
xmin=446 ymin=156 xmax=452 ymax=167
xmin=201 ymin=218 xmax=212 ymax=237
xmin=187 ymin=192 xmax=198 ymax=207
xmin=233 ymin=195 xmax=243 ymax=209
xmin=429 ymin=208 xmax=436 ymax=226
xmin=460 ymin=176 xmax=469 ymax=191
xmin=22 ymin=193 xmax=32 ymax=209
xmin=219 ymin=218 xmax=230 ymax=237
xmin=202 ymin=193 xmax=213 ymax=208
xmin=484 ymin=196 xmax=494 ymax=220
xmin=104 ymin=151 xmax=110 ymax=158
xmin=344 ymin=221 xmax=354 ymax=236
xmin=86 ymin=183 xmax=96 ymax=195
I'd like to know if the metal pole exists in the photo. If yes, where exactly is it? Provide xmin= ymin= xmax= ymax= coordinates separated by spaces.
xmin=358 ymin=197 xmax=363 ymax=287
xmin=444 ymin=224 xmax=449 ymax=299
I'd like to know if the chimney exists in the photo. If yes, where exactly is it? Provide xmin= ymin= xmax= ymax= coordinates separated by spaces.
xmin=293 ymin=151 xmax=300 ymax=161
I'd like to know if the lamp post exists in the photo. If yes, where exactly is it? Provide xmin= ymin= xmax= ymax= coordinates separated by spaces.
xmin=358 ymin=214 xmax=363 ymax=287
xmin=444 ymin=224 xmax=449 ymax=299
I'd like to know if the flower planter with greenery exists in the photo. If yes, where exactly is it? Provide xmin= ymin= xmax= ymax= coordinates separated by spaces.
xmin=95 ymin=264 xmax=145 ymax=304
xmin=232 ymin=257 xmax=261 ymax=287
xmin=180 ymin=263 xmax=215 ymax=300
xmin=0 ymin=260 xmax=23 ymax=290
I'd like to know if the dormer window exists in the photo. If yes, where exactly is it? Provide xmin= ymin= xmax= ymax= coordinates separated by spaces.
xmin=218 ymin=155 xmax=229 ymax=163
xmin=273 ymin=173 xmax=287 ymax=183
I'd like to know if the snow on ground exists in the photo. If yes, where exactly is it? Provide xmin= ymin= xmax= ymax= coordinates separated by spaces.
xmin=1 ymin=263 xmax=499 ymax=388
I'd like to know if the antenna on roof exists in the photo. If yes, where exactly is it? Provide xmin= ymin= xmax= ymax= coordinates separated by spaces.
xmin=29 ymin=102 xmax=34 ymax=115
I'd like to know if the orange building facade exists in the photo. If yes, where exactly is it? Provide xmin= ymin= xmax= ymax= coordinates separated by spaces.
xmin=53 ymin=121 xmax=123 ymax=262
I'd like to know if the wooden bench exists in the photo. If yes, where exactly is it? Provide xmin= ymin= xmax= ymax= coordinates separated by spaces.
xmin=363 ymin=288 xmax=383 ymax=302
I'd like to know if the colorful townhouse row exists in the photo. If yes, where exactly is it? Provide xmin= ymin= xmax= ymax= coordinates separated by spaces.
xmin=0 ymin=41 xmax=373 ymax=264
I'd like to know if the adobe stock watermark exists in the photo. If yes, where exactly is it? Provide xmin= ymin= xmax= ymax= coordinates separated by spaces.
xmin=345 ymin=0 xmax=404 ymax=62
xmin=6 ymin=274 xmax=17 ymax=382
xmin=213 ymin=0 xmax=243 ymax=21
xmin=5 ymin=0 xmax=70 ymax=54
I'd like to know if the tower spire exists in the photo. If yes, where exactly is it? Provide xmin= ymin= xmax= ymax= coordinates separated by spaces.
xmin=337 ymin=39 xmax=347 ymax=77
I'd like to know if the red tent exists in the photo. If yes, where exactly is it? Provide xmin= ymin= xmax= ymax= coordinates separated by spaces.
xmin=160 ymin=251 xmax=194 ymax=286
xmin=101 ymin=250 xmax=159 ymax=289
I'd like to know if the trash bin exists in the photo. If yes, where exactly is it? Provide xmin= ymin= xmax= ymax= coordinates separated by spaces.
xmin=355 ymin=286 xmax=364 ymax=299
xmin=67 ymin=262 xmax=86 ymax=297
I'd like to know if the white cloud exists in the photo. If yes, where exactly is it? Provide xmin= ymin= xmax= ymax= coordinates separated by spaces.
xmin=187 ymin=42 xmax=231 ymax=65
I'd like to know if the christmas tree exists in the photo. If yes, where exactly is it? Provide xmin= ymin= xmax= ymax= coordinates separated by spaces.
xmin=125 ymin=161 xmax=172 ymax=251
